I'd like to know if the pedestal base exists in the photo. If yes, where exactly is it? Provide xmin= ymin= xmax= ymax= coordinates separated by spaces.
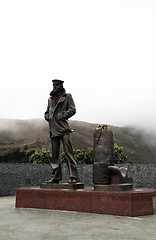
xmin=16 ymin=187 xmax=156 ymax=217
xmin=40 ymin=182 xmax=84 ymax=190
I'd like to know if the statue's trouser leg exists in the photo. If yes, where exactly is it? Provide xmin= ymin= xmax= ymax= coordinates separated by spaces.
xmin=61 ymin=133 xmax=78 ymax=179
xmin=51 ymin=137 xmax=62 ymax=181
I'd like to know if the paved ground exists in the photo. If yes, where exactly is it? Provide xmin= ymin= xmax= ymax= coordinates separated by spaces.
xmin=0 ymin=196 xmax=156 ymax=240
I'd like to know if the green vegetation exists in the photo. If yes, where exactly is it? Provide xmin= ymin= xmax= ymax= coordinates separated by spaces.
xmin=114 ymin=143 xmax=127 ymax=164
xmin=0 ymin=144 xmax=127 ymax=164
xmin=61 ymin=149 xmax=93 ymax=165
xmin=29 ymin=148 xmax=52 ymax=164
xmin=0 ymin=148 xmax=35 ymax=163
xmin=29 ymin=144 xmax=127 ymax=164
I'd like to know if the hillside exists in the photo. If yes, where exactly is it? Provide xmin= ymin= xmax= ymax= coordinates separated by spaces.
xmin=0 ymin=118 xmax=156 ymax=163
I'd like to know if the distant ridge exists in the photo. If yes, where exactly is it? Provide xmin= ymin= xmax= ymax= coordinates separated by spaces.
xmin=0 ymin=118 xmax=156 ymax=163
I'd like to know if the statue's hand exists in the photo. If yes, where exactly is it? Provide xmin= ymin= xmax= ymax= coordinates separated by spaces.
xmin=44 ymin=111 xmax=49 ymax=122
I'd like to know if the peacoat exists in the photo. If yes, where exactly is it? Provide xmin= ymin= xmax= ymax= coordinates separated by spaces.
xmin=44 ymin=89 xmax=76 ymax=138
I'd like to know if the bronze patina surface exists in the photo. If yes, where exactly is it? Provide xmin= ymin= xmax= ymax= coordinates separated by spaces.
xmin=44 ymin=79 xmax=78 ymax=184
xmin=40 ymin=182 xmax=84 ymax=190
xmin=93 ymin=125 xmax=133 ymax=189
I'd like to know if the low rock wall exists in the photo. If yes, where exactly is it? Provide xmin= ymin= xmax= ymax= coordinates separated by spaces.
xmin=0 ymin=163 xmax=155 ymax=196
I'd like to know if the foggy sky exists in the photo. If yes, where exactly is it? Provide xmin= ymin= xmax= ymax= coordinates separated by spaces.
xmin=0 ymin=0 xmax=156 ymax=133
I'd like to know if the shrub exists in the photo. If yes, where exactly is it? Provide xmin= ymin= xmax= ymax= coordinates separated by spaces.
xmin=61 ymin=149 xmax=93 ymax=165
xmin=114 ymin=143 xmax=127 ymax=164
xmin=29 ymin=148 xmax=52 ymax=164
xmin=29 ymin=144 xmax=127 ymax=164
xmin=0 ymin=148 xmax=31 ymax=163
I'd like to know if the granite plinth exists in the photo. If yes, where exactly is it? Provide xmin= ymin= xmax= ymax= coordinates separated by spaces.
xmin=40 ymin=182 xmax=84 ymax=190
xmin=16 ymin=187 xmax=156 ymax=217
xmin=94 ymin=183 xmax=133 ymax=191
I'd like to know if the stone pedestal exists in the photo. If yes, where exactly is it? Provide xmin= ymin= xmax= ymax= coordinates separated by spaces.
xmin=16 ymin=187 xmax=156 ymax=217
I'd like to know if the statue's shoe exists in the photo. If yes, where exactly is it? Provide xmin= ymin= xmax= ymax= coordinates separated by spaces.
xmin=68 ymin=178 xmax=76 ymax=183
xmin=46 ymin=179 xmax=59 ymax=183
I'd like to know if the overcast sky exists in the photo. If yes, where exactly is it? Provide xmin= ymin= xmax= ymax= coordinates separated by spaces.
xmin=0 ymin=0 xmax=156 ymax=131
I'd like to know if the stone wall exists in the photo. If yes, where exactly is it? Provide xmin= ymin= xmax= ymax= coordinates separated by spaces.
xmin=0 ymin=163 xmax=156 ymax=196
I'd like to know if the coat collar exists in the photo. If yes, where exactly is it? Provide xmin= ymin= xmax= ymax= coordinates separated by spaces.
xmin=50 ymin=88 xmax=66 ymax=106
xmin=50 ymin=88 xmax=66 ymax=98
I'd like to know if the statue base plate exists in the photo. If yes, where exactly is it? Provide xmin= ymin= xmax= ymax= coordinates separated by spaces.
xmin=94 ymin=183 xmax=133 ymax=191
xmin=40 ymin=182 xmax=84 ymax=190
